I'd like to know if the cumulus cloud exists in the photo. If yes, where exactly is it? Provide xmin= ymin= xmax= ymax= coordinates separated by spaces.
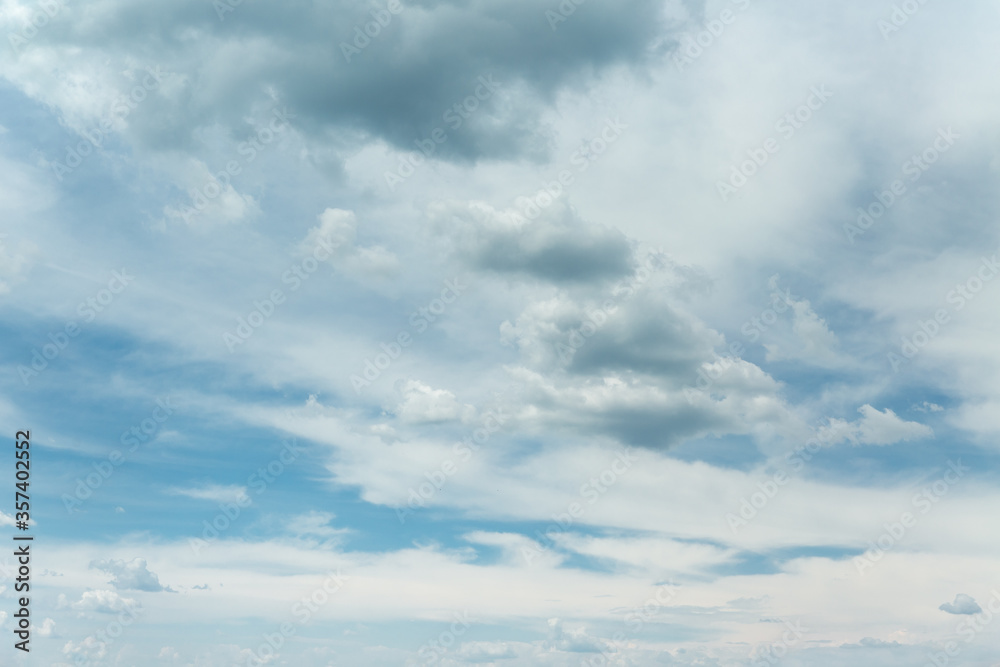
xmin=939 ymin=594 xmax=982 ymax=615
xmin=545 ymin=618 xmax=608 ymax=653
xmin=394 ymin=379 xmax=476 ymax=424
xmin=457 ymin=640 xmax=518 ymax=662
xmin=302 ymin=208 xmax=400 ymax=280
xmin=818 ymin=405 xmax=933 ymax=447
xmin=430 ymin=200 xmax=634 ymax=283
xmin=66 ymin=590 xmax=140 ymax=614
xmin=32 ymin=618 xmax=56 ymax=637
xmin=0 ymin=0 xmax=677 ymax=173
xmin=90 ymin=557 xmax=171 ymax=592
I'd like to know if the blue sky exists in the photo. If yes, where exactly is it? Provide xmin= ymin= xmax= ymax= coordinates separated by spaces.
xmin=1 ymin=0 xmax=1000 ymax=665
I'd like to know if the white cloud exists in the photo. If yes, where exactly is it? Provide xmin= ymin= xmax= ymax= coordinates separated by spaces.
xmin=166 ymin=484 xmax=248 ymax=504
xmin=819 ymin=405 xmax=933 ymax=447
xmin=69 ymin=590 xmax=139 ymax=614
xmin=394 ymin=380 xmax=476 ymax=424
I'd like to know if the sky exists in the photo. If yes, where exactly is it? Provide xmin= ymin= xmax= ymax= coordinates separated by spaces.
xmin=0 ymin=0 xmax=999 ymax=665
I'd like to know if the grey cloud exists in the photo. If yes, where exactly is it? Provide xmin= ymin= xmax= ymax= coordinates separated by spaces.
xmin=90 ymin=557 xmax=172 ymax=592
xmin=498 ymin=266 xmax=721 ymax=377
xmin=939 ymin=594 xmax=982 ymax=615
xmin=430 ymin=200 xmax=634 ymax=283
xmin=14 ymin=0 xmax=675 ymax=162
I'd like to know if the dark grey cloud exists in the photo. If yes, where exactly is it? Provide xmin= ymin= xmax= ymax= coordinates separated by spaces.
xmin=21 ymin=0 xmax=676 ymax=162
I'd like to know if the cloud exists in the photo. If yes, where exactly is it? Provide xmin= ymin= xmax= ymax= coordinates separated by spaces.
xmin=394 ymin=379 xmax=476 ymax=424
xmin=818 ymin=405 xmax=933 ymax=447
xmin=457 ymin=640 xmax=518 ymax=662
xmin=303 ymin=208 xmax=400 ymax=281
xmin=0 ymin=0 xmax=677 ymax=175
xmin=90 ymin=557 xmax=171 ymax=592
xmin=430 ymin=199 xmax=634 ymax=283
xmin=32 ymin=618 xmax=56 ymax=637
xmin=66 ymin=590 xmax=140 ymax=614
xmin=284 ymin=511 xmax=350 ymax=540
xmin=939 ymin=594 xmax=982 ymax=615
xmin=545 ymin=618 xmax=608 ymax=653
xmin=167 ymin=484 xmax=249 ymax=504
xmin=762 ymin=278 xmax=843 ymax=367
xmin=63 ymin=636 xmax=108 ymax=663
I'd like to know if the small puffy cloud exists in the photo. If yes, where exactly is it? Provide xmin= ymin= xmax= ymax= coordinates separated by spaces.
xmin=158 ymin=647 xmax=181 ymax=660
xmin=545 ymin=618 xmax=608 ymax=653
xmin=33 ymin=618 xmax=56 ymax=636
xmin=457 ymin=640 xmax=518 ymax=662
xmin=913 ymin=402 xmax=944 ymax=413
xmin=940 ymin=594 xmax=982 ymax=615
xmin=819 ymin=405 xmax=933 ymax=447
xmin=68 ymin=590 xmax=139 ymax=614
xmin=301 ymin=208 xmax=358 ymax=256
xmin=90 ymin=557 xmax=170 ymax=592
xmin=395 ymin=380 xmax=476 ymax=424
xmin=167 ymin=484 xmax=248 ymax=504
xmin=302 ymin=208 xmax=399 ymax=281
xmin=63 ymin=636 xmax=107 ymax=662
